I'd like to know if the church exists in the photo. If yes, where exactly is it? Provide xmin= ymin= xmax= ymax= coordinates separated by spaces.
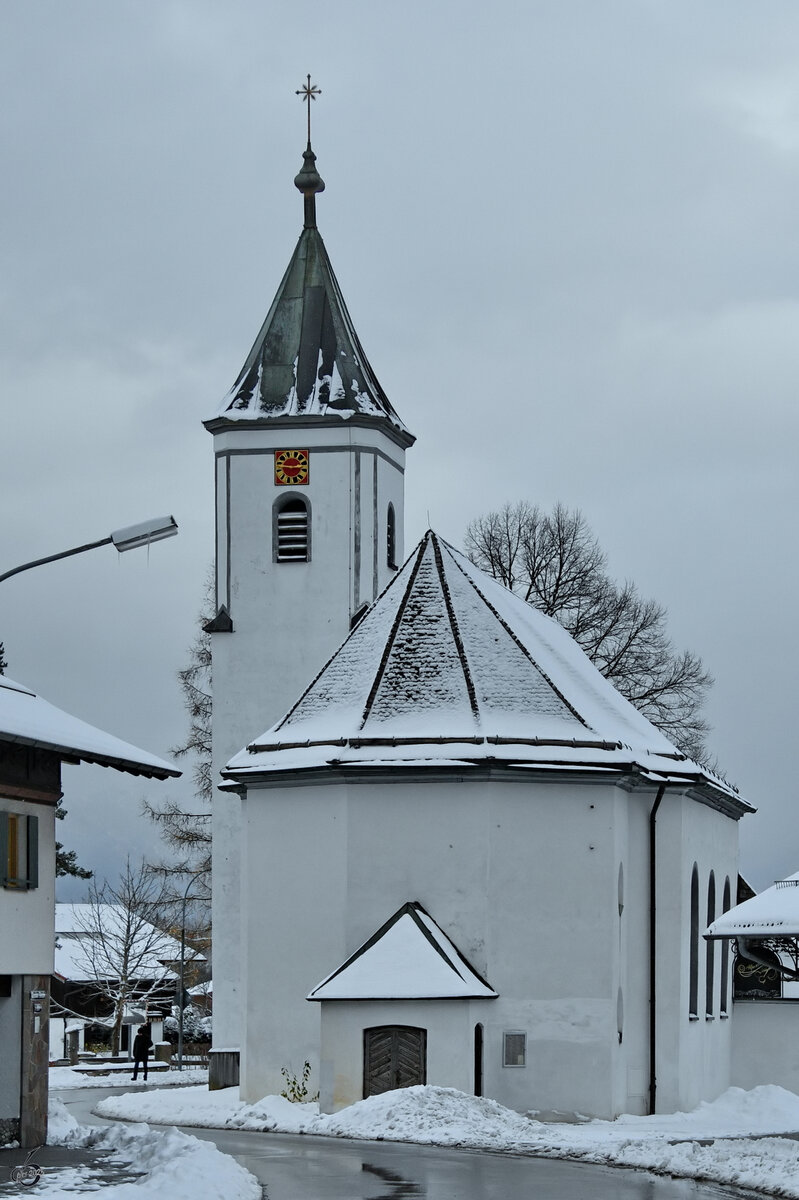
xmin=202 ymin=125 xmax=753 ymax=1118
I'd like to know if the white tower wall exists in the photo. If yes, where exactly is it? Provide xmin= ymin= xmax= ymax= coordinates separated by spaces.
xmin=208 ymin=419 xmax=408 ymax=1058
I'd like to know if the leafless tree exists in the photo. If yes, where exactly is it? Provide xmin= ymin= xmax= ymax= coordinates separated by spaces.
xmin=73 ymin=859 xmax=175 ymax=1054
xmin=465 ymin=502 xmax=712 ymax=763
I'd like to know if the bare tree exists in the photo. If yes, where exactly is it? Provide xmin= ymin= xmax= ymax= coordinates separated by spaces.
xmin=142 ymin=571 xmax=213 ymax=903
xmin=465 ymin=502 xmax=712 ymax=763
xmin=73 ymin=860 xmax=175 ymax=1054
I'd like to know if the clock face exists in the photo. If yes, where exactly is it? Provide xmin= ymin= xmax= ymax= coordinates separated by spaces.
xmin=274 ymin=449 xmax=310 ymax=486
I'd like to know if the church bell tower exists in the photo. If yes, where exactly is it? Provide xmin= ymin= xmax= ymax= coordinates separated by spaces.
xmin=204 ymin=100 xmax=414 ymax=1082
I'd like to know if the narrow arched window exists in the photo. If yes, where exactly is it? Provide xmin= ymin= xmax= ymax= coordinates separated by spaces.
xmin=720 ymin=876 xmax=731 ymax=1016
xmin=387 ymin=503 xmax=397 ymax=569
xmin=274 ymin=496 xmax=310 ymax=562
xmin=706 ymin=871 xmax=716 ymax=1017
xmin=689 ymin=864 xmax=699 ymax=1018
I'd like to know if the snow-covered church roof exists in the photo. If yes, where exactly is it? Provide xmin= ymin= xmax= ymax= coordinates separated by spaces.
xmin=206 ymin=143 xmax=412 ymax=444
xmin=707 ymin=874 xmax=799 ymax=939
xmin=225 ymin=531 xmax=748 ymax=810
xmin=308 ymin=902 xmax=497 ymax=1001
xmin=0 ymin=675 xmax=178 ymax=779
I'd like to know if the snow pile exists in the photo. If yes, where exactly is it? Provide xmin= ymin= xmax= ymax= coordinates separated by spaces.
xmin=96 ymin=1082 xmax=799 ymax=1197
xmin=318 ymin=1085 xmax=534 ymax=1145
xmin=48 ymin=1097 xmax=260 ymax=1199
xmin=97 ymin=1083 xmax=318 ymax=1134
xmin=47 ymin=1095 xmax=84 ymax=1142
xmin=50 ymin=1064 xmax=208 ymax=1089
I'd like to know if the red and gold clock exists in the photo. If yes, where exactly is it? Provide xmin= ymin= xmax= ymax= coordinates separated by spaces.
xmin=274 ymin=449 xmax=310 ymax=486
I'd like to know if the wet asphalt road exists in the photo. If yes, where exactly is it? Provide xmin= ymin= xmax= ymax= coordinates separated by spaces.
xmin=56 ymin=1088 xmax=754 ymax=1200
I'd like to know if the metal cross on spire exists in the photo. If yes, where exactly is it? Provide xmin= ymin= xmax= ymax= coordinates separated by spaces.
xmin=295 ymin=74 xmax=321 ymax=145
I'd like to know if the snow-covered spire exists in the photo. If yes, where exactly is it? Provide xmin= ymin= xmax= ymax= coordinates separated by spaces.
xmin=207 ymin=139 xmax=412 ymax=442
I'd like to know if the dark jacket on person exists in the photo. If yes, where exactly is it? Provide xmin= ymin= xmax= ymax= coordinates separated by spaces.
xmin=133 ymin=1026 xmax=152 ymax=1060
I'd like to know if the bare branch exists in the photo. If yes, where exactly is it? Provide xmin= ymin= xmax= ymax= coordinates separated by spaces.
xmin=466 ymin=501 xmax=714 ymax=765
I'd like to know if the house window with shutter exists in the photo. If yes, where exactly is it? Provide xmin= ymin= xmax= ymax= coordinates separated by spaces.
xmin=0 ymin=812 xmax=39 ymax=890
xmin=274 ymin=496 xmax=311 ymax=563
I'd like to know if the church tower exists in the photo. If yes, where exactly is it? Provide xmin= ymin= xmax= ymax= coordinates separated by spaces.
xmin=204 ymin=119 xmax=414 ymax=1083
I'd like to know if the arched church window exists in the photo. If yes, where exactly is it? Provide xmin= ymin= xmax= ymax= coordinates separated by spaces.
xmin=274 ymin=496 xmax=310 ymax=563
xmin=705 ymin=871 xmax=716 ymax=1017
xmin=689 ymin=864 xmax=699 ymax=1018
xmin=387 ymin=503 xmax=397 ymax=570
xmin=720 ymin=876 xmax=731 ymax=1016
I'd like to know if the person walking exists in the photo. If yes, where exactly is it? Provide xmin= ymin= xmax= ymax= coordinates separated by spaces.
xmin=132 ymin=1023 xmax=153 ymax=1082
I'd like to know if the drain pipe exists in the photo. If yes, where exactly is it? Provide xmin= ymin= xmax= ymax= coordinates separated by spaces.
xmin=648 ymin=783 xmax=666 ymax=1116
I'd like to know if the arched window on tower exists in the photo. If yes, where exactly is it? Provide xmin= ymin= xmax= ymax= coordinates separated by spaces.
xmin=689 ymin=864 xmax=699 ymax=1019
xmin=706 ymin=871 xmax=716 ymax=1017
xmin=387 ymin=503 xmax=397 ymax=570
xmin=274 ymin=496 xmax=311 ymax=563
xmin=720 ymin=876 xmax=732 ymax=1016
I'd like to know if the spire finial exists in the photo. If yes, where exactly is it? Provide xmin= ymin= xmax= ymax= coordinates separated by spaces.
xmin=295 ymin=74 xmax=321 ymax=146
xmin=293 ymin=75 xmax=325 ymax=229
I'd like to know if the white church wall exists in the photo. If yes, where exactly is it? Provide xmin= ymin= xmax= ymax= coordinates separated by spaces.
xmin=318 ymin=1000 xmax=479 ymax=1112
xmin=238 ymin=771 xmax=670 ymax=1117
xmin=615 ymin=786 xmax=655 ymax=1116
xmin=731 ymin=1001 xmax=799 ymax=1092
xmin=239 ymin=781 xmax=347 ymax=1101
xmin=653 ymin=792 xmax=738 ymax=1113
xmin=209 ymin=419 xmax=407 ymax=1069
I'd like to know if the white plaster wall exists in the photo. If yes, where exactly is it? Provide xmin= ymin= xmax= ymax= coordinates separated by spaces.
xmin=653 ymin=792 xmax=739 ymax=1113
xmin=239 ymin=772 xmax=667 ymax=1117
xmin=731 ymin=1001 xmax=799 ymax=1092
xmin=0 ymin=975 xmax=22 ymax=1129
xmin=0 ymin=800 xmax=55 ymax=975
xmin=618 ymin=787 xmax=656 ymax=1116
xmin=318 ymin=1000 xmax=480 ymax=1112
xmin=209 ymin=419 xmax=407 ymax=1058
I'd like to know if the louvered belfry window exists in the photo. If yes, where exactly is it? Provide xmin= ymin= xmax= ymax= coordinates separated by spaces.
xmin=276 ymin=498 xmax=309 ymax=562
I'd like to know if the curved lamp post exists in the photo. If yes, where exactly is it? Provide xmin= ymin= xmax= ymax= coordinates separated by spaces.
xmin=0 ymin=516 xmax=178 ymax=584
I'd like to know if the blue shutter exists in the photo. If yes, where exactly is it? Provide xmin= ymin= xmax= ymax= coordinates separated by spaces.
xmin=26 ymin=815 xmax=39 ymax=890
xmin=0 ymin=813 xmax=8 ymax=887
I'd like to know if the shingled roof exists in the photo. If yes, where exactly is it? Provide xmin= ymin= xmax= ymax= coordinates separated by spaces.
xmin=224 ymin=531 xmax=750 ymax=811
xmin=207 ymin=144 xmax=412 ymax=443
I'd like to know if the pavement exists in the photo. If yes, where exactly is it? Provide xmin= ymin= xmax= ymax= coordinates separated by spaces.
xmin=0 ymin=1142 xmax=143 ymax=1193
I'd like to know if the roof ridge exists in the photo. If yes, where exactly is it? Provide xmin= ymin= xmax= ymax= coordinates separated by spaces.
xmin=430 ymin=533 xmax=480 ymax=726
xmin=441 ymin=540 xmax=591 ymax=731
xmin=360 ymin=538 xmax=427 ymax=726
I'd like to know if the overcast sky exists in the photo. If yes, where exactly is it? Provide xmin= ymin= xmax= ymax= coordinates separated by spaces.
xmin=2 ymin=1 xmax=798 ymax=895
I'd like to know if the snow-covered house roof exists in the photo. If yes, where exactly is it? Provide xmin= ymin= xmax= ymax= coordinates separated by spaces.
xmin=707 ymin=874 xmax=799 ymax=939
xmin=54 ymin=903 xmax=203 ymax=982
xmin=225 ymin=531 xmax=750 ymax=813
xmin=205 ymin=144 xmax=412 ymax=445
xmin=308 ymin=902 xmax=497 ymax=1001
xmin=0 ymin=676 xmax=178 ymax=779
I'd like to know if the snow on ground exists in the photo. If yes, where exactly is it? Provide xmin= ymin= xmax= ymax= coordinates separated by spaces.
xmin=49 ymin=1064 xmax=208 ymax=1089
xmin=46 ymin=1097 xmax=260 ymax=1199
xmin=96 ymin=1082 xmax=799 ymax=1197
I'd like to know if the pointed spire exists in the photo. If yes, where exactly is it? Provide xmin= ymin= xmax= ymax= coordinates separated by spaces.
xmin=294 ymin=75 xmax=325 ymax=229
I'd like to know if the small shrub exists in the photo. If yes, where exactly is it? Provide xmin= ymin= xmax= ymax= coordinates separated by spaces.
xmin=280 ymin=1060 xmax=318 ymax=1103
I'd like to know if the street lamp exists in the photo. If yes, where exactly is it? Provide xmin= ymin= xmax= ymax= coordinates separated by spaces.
xmin=0 ymin=516 xmax=178 ymax=584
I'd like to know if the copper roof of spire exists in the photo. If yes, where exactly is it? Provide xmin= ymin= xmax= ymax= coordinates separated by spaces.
xmin=208 ymin=142 xmax=413 ymax=443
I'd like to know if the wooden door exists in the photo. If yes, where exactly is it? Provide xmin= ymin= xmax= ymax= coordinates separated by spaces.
xmin=363 ymin=1026 xmax=426 ymax=1097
